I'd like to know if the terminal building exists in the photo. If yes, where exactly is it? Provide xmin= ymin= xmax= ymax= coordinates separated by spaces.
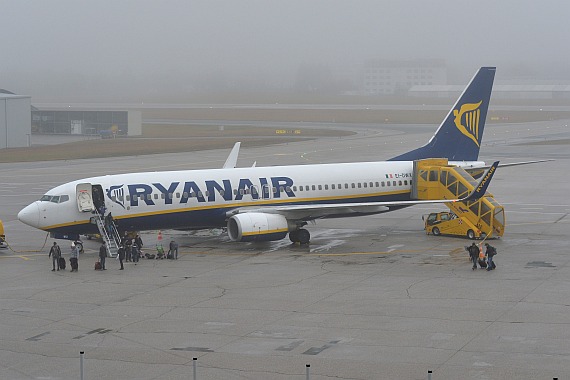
xmin=361 ymin=59 xmax=447 ymax=95
xmin=0 ymin=90 xmax=32 ymax=149
xmin=31 ymin=108 xmax=142 ymax=137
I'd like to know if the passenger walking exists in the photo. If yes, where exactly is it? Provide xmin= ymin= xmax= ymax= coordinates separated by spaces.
xmin=69 ymin=242 xmax=79 ymax=272
xmin=49 ymin=242 xmax=61 ymax=271
xmin=485 ymin=243 xmax=497 ymax=271
xmin=468 ymin=243 xmax=479 ymax=270
xmin=99 ymin=241 xmax=107 ymax=270
xmin=125 ymin=237 xmax=133 ymax=262
xmin=117 ymin=245 xmax=125 ymax=270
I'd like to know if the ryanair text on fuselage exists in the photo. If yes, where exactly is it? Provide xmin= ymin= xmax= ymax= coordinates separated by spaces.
xmin=107 ymin=176 xmax=296 ymax=208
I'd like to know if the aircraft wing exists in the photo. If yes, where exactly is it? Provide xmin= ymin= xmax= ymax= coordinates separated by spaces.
xmin=228 ymin=161 xmax=499 ymax=221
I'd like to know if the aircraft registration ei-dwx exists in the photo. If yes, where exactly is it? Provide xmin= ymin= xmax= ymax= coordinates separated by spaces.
xmin=19 ymin=67 xmax=505 ymax=246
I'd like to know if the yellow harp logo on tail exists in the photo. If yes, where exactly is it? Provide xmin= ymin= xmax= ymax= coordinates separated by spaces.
xmin=453 ymin=101 xmax=482 ymax=147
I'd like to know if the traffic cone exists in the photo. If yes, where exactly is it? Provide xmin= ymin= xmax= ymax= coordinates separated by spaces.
xmin=157 ymin=230 xmax=163 ymax=242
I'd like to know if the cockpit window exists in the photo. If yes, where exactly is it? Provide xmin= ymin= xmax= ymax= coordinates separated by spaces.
xmin=39 ymin=194 xmax=70 ymax=203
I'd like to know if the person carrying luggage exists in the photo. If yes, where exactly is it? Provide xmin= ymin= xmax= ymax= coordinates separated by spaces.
xmin=49 ymin=242 xmax=62 ymax=271
xmin=485 ymin=243 xmax=497 ymax=271
xmin=69 ymin=242 xmax=79 ymax=272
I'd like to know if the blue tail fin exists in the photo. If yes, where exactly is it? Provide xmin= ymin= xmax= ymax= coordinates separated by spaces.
xmin=390 ymin=67 xmax=496 ymax=161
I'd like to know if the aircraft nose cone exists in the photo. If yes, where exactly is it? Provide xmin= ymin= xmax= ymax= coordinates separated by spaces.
xmin=18 ymin=202 xmax=41 ymax=228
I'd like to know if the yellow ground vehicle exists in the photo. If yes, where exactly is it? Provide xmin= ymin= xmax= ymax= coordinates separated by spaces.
xmin=414 ymin=158 xmax=505 ymax=239
xmin=424 ymin=211 xmax=485 ymax=239
xmin=0 ymin=219 xmax=6 ymax=248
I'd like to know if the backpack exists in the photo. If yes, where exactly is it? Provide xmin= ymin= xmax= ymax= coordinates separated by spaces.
xmin=487 ymin=246 xmax=497 ymax=257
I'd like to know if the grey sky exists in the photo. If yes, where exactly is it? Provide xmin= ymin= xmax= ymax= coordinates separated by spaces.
xmin=1 ymin=0 xmax=568 ymax=100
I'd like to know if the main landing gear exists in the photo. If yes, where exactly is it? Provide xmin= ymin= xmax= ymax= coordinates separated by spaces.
xmin=289 ymin=229 xmax=310 ymax=245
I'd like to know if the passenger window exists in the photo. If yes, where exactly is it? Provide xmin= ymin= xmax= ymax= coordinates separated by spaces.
xmin=387 ymin=181 xmax=391 ymax=187
xmin=399 ymin=181 xmax=402 ymax=186
xmin=239 ymin=189 xmax=244 ymax=195
xmin=369 ymin=182 xmax=373 ymax=187
xmin=219 ymin=190 xmax=224 ymax=197
xmin=161 ymin=193 xmax=165 ymax=199
xmin=233 ymin=189 xmax=238 ymax=195
xmin=363 ymin=183 xmax=367 ymax=188
xmin=358 ymin=183 xmax=362 ymax=188
xmin=154 ymin=194 xmax=159 ymax=200
xmin=198 ymin=191 xmax=204 ymax=197
xmin=325 ymin=185 xmax=328 ymax=190
xmin=147 ymin=194 xmax=152 ymax=200
xmin=331 ymin=184 xmax=335 ymax=190
xmin=344 ymin=184 xmax=348 ymax=189
xmin=183 ymin=192 xmax=188 ymax=198
xmin=293 ymin=186 xmax=297 ymax=191
xmin=404 ymin=180 xmax=408 ymax=186
xmin=176 ymin=193 xmax=180 ymax=198
xmin=312 ymin=185 xmax=316 ymax=191
xmin=375 ymin=182 xmax=379 ymax=187
xmin=318 ymin=185 xmax=322 ymax=190
xmin=126 ymin=195 xmax=131 ymax=201
xmin=305 ymin=186 xmax=310 ymax=191
xmin=351 ymin=183 xmax=355 ymax=188
xmin=299 ymin=186 xmax=303 ymax=191
xmin=393 ymin=181 xmax=396 ymax=186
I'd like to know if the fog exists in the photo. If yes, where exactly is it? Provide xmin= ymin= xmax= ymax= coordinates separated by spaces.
xmin=1 ymin=0 xmax=569 ymax=102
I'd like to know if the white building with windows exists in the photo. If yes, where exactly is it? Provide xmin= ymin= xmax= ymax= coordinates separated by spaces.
xmin=0 ymin=92 xmax=31 ymax=149
xmin=361 ymin=59 xmax=447 ymax=96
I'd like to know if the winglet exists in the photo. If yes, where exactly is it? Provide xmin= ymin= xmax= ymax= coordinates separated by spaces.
xmin=222 ymin=142 xmax=241 ymax=169
xmin=459 ymin=161 xmax=499 ymax=202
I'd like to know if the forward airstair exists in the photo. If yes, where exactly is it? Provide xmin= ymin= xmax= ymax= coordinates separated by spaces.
xmin=91 ymin=213 xmax=121 ymax=257
xmin=413 ymin=158 xmax=505 ymax=239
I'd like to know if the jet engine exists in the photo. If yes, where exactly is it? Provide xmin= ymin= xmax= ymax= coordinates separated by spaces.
xmin=227 ymin=213 xmax=290 ymax=242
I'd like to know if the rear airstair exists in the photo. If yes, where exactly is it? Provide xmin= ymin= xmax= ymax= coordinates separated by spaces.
xmin=413 ymin=158 xmax=505 ymax=239
xmin=90 ymin=213 xmax=121 ymax=257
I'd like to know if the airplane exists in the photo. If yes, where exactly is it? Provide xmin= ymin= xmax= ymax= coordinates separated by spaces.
xmin=19 ymin=67 xmax=500 ymax=245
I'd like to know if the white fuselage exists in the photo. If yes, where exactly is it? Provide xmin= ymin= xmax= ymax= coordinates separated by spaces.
xmin=19 ymin=160 xmax=416 ymax=234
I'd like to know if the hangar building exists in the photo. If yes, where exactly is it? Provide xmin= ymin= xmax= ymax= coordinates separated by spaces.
xmin=0 ymin=91 xmax=32 ymax=149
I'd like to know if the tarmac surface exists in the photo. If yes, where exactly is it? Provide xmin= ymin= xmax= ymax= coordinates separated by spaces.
xmin=0 ymin=119 xmax=569 ymax=379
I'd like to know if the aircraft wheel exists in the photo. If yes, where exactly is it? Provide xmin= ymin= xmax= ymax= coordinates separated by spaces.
xmin=432 ymin=227 xmax=441 ymax=236
xmin=297 ymin=229 xmax=310 ymax=245
xmin=467 ymin=229 xmax=475 ymax=240
xmin=289 ymin=230 xmax=299 ymax=243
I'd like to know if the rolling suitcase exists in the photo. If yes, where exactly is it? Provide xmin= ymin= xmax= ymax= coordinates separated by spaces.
xmin=94 ymin=261 xmax=102 ymax=270
xmin=59 ymin=257 xmax=66 ymax=270
xmin=478 ymin=258 xmax=487 ymax=268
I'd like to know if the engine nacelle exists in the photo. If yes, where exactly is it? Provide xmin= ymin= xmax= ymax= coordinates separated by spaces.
xmin=227 ymin=213 xmax=290 ymax=242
